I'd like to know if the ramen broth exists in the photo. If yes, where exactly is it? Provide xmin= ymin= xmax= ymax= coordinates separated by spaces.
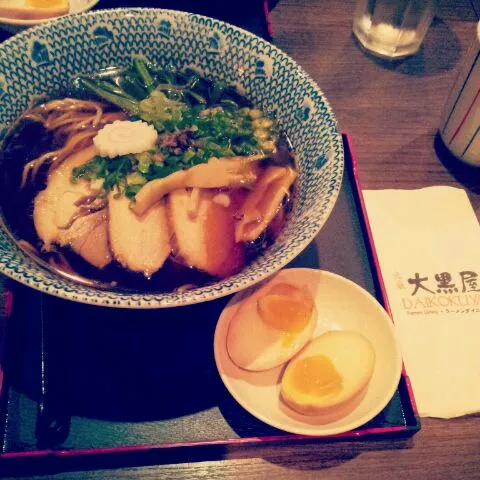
xmin=0 ymin=62 xmax=295 ymax=293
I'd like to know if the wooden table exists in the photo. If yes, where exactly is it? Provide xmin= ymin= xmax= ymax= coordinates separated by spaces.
xmin=3 ymin=0 xmax=480 ymax=478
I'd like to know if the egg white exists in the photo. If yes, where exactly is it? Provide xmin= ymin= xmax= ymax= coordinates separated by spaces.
xmin=0 ymin=0 xmax=68 ymax=20
xmin=281 ymin=330 xmax=376 ymax=415
xmin=226 ymin=276 xmax=317 ymax=371
xmin=1 ymin=0 xmax=28 ymax=7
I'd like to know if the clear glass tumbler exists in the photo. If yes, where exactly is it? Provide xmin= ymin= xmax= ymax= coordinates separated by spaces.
xmin=353 ymin=0 xmax=436 ymax=60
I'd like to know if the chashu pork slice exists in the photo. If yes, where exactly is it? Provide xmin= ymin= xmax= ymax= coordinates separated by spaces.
xmin=108 ymin=193 xmax=171 ymax=277
xmin=33 ymin=145 xmax=112 ymax=269
xmin=61 ymin=210 xmax=111 ymax=269
xmin=167 ymin=188 xmax=245 ymax=278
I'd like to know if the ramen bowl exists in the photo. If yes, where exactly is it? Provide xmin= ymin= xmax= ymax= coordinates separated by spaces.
xmin=0 ymin=8 xmax=343 ymax=308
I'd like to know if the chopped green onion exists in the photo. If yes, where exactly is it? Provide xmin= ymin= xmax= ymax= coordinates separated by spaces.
xmin=71 ymin=58 xmax=281 ymax=199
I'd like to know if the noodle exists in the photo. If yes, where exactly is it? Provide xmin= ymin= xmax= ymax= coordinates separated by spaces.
xmin=21 ymin=129 xmax=97 ymax=187
xmin=18 ymin=239 xmax=39 ymax=256
xmin=20 ymin=99 xmax=126 ymax=187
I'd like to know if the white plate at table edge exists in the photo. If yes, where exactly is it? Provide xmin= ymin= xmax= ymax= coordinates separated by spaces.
xmin=0 ymin=0 xmax=99 ymax=27
xmin=213 ymin=268 xmax=403 ymax=436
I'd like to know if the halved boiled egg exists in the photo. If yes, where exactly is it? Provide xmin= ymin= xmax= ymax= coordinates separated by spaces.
xmin=0 ymin=0 xmax=69 ymax=20
xmin=226 ymin=279 xmax=317 ymax=371
xmin=280 ymin=331 xmax=375 ymax=415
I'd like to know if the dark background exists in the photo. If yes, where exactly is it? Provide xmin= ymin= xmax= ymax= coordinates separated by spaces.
xmin=0 ymin=1 xmax=281 ymax=42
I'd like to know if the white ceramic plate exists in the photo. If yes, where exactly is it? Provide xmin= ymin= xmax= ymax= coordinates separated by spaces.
xmin=214 ymin=268 xmax=403 ymax=436
xmin=0 ymin=0 xmax=99 ymax=32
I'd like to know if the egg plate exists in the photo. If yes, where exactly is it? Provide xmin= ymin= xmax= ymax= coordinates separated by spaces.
xmin=213 ymin=268 xmax=403 ymax=436
xmin=0 ymin=0 xmax=98 ymax=31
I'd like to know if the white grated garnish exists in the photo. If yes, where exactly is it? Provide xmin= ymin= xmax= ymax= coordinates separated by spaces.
xmin=93 ymin=120 xmax=158 ymax=158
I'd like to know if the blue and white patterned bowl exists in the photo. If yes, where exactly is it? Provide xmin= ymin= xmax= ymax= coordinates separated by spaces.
xmin=0 ymin=8 xmax=343 ymax=308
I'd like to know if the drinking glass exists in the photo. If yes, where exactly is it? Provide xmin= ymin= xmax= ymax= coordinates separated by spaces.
xmin=353 ymin=0 xmax=436 ymax=60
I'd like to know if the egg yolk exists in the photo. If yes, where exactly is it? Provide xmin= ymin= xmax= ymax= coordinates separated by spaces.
xmin=26 ymin=0 xmax=66 ymax=7
xmin=257 ymin=283 xmax=314 ymax=340
xmin=288 ymin=355 xmax=343 ymax=397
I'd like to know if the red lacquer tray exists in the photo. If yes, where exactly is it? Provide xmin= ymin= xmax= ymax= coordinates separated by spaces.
xmin=0 ymin=134 xmax=420 ymax=474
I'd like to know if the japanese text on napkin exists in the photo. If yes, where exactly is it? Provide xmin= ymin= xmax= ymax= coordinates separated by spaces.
xmin=363 ymin=187 xmax=480 ymax=419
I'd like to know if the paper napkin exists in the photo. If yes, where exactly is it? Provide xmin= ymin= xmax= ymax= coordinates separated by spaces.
xmin=363 ymin=187 xmax=480 ymax=419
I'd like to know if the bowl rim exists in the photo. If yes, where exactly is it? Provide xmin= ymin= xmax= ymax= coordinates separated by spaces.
xmin=0 ymin=7 xmax=344 ymax=308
